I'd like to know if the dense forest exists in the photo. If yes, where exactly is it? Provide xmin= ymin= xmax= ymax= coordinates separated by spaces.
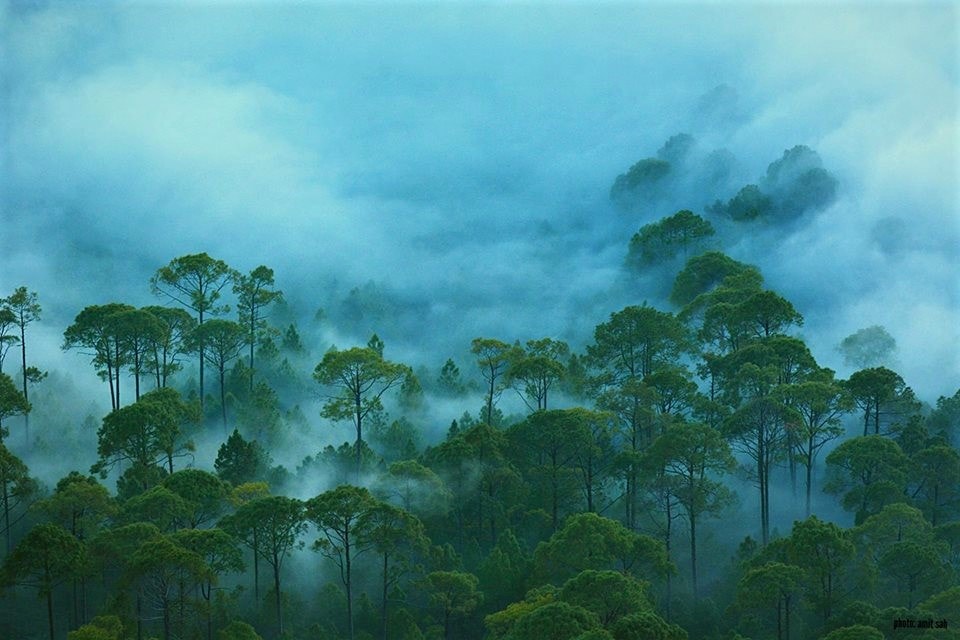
xmin=1 ymin=135 xmax=958 ymax=640
xmin=2 ymin=4 xmax=958 ymax=640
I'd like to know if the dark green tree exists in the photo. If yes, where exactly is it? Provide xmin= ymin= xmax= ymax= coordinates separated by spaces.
xmin=115 ymin=308 xmax=167 ymax=402
xmin=736 ymin=562 xmax=805 ymax=640
xmin=63 ymin=303 xmax=135 ymax=411
xmin=779 ymin=379 xmax=852 ymax=515
xmin=214 ymin=429 xmax=269 ymax=486
xmin=844 ymin=367 xmax=917 ymax=436
xmin=170 ymin=528 xmax=244 ymax=640
xmin=647 ymin=422 xmax=735 ymax=596
xmin=92 ymin=387 xmax=195 ymax=479
xmin=0 ymin=443 xmax=36 ymax=555
xmin=0 ymin=372 xmax=30 ymax=443
xmin=825 ymin=436 xmax=910 ymax=524
xmin=2 ymin=523 xmax=86 ymax=640
xmin=626 ymin=209 xmax=715 ymax=269
xmin=218 ymin=496 xmax=305 ymax=636
xmin=307 ymin=485 xmax=378 ymax=640
xmin=359 ymin=501 xmax=429 ymax=640
xmin=422 ymin=571 xmax=483 ymax=640
xmin=162 ymin=469 xmax=229 ymax=529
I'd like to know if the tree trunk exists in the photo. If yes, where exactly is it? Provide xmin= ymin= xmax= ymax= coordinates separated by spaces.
xmin=47 ymin=587 xmax=54 ymax=640
xmin=665 ymin=493 xmax=672 ymax=620
xmin=253 ymin=531 xmax=260 ymax=602
xmin=19 ymin=324 xmax=28 ymax=448
xmin=107 ymin=360 xmax=116 ymax=411
xmin=220 ymin=366 xmax=227 ymax=434
xmin=3 ymin=479 xmax=10 ymax=556
xmin=690 ymin=506 xmax=698 ymax=599
xmin=249 ymin=308 xmax=256 ymax=393
xmin=355 ymin=393 xmax=363 ymax=483
xmin=274 ymin=556 xmax=283 ymax=636
xmin=346 ymin=536 xmax=354 ymax=640
xmin=381 ymin=552 xmax=389 ymax=640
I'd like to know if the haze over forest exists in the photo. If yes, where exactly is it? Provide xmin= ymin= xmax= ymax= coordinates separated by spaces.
xmin=0 ymin=3 xmax=958 ymax=640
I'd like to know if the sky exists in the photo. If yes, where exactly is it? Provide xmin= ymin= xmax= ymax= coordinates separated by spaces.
xmin=1 ymin=0 xmax=958 ymax=413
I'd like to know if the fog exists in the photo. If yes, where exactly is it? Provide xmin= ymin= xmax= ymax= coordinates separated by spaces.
xmin=1 ymin=2 xmax=957 ymax=432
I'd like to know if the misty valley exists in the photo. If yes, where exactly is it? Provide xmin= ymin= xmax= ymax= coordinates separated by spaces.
xmin=1 ymin=138 xmax=958 ymax=640
xmin=1 ymin=3 xmax=958 ymax=640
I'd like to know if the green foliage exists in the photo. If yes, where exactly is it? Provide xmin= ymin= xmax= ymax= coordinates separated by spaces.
xmin=610 ymin=158 xmax=671 ymax=202
xmin=216 ymin=429 xmax=270 ymax=486
xmin=374 ymin=460 xmax=452 ymax=518
xmin=533 ymin=513 xmax=671 ymax=584
xmin=837 ymin=326 xmax=897 ymax=369
xmin=609 ymin=611 xmax=688 ymax=640
xmin=0 ymin=372 xmax=30 ymax=441
xmin=471 ymin=338 xmax=519 ymax=425
xmin=559 ymin=570 xmax=650 ymax=626
xmin=670 ymin=252 xmax=761 ymax=309
xmin=423 ymin=571 xmax=483 ymax=638
xmin=92 ymin=386 xmax=195 ymax=479
xmin=0 ymin=442 xmax=37 ymax=554
xmin=150 ymin=253 xmax=236 ymax=318
xmin=162 ymin=468 xmax=229 ymax=528
xmin=314 ymin=345 xmax=412 ymax=478
xmin=508 ymin=600 xmax=599 ymax=640
xmin=825 ymin=436 xmax=911 ymax=523
xmin=437 ymin=358 xmax=467 ymax=397
xmin=710 ymin=184 xmax=772 ymax=221
xmin=67 ymin=615 xmax=123 ymax=640
xmin=34 ymin=471 xmax=115 ymax=539
xmin=507 ymin=338 xmax=569 ymax=412
xmin=819 ymin=625 xmax=884 ymax=640
xmin=218 ymin=620 xmax=263 ymax=640
xmin=844 ymin=367 xmax=917 ymax=437
xmin=626 ymin=210 xmax=715 ymax=269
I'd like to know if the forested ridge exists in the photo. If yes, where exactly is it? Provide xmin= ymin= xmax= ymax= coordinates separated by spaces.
xmin=1 ymin=144 xmax=958 ymax=640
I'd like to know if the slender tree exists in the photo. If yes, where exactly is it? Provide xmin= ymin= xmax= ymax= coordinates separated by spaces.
xmin=314 ymin=346 xmax=412 ymax=480
xmin=0 ymin=307 xmax=18 ymax=374
xmin=307 ymin=485 xmax=378 ymax=640
xmin=63 ymin=303 xmax=135 ymax=411
xmin=471 ymin=338 xmax=517 ymax=425
xmin=219 ymin=496 xmax=305 ymax=636
xmin=150 ymin=254 xmax=236 ymax=413
xmin=4 ymin=287 xmax=40 ymax=445
xmin=190 ymin=319 xmax=246 ymax=431
xmin=779 ymin=379 xmax=852 ymax=515
xmin=234 ymin=266 xmax=283 ymax=393
xmin=141 ymin=306 xmax=196 ymax=390
xmin=0 ymin=372 xmax=30 ymax=443
xmin=0 ymin=443 xmax=36 ymax=556
xmin=647 ymin=421 xmax=735 ymax=597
